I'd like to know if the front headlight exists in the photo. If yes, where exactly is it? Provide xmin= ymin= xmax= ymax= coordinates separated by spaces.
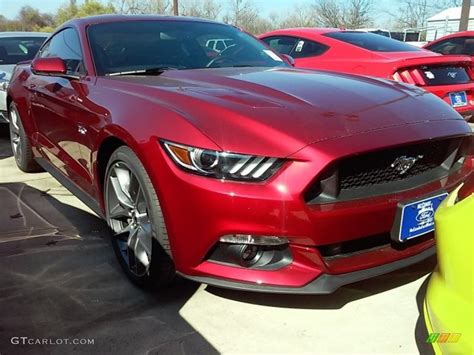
xmin=161 ymin=140 xmax=284 ymax=181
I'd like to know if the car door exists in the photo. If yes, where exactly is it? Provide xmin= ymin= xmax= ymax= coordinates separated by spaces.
xmin=28 ymin=28 xmax=100 ymax=197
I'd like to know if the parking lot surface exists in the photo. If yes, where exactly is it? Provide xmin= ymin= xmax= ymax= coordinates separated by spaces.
xmin=0 ymin=125 xmax=436 ymax=354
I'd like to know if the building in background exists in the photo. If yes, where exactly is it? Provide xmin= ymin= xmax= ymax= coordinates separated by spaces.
xmin=427 ymin=6 xmax=474 ymax=41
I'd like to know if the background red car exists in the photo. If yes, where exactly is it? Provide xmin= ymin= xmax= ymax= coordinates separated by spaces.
xmin=423 ymin=31 xmax=474 ymax=57
xmin=260 ymin=28 xmax=474 ymax=122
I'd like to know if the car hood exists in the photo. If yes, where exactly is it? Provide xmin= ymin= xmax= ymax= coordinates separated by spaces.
xmin=108 ymin=67 xmax=462 ymax=156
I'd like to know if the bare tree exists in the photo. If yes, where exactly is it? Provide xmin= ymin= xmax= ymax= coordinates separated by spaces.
xmin=438 ymin=0 xmax=463 ymax=6
xmin=223 ymin=0 xmax=273 ymax=34
xmin=223 ymin=0 xmax=253 ymax=27
xmin=313 ymin=0 xmax=373 ymax=28
xmin=391 ymin=0 xmax=431 ymax=29
xmin=115 ymin=0 xmax=171 ymax=14
xmin=344 ymin=0 xmax=373 ymax=28
xmin=313 ymin=0 xmax=342 ymax=27
xmin=389 ymin=0 xmax=464 ymax=30
xmin=180 ymin=0 xmax=221 ymax=19
xmin=277 ymin=5 xmax=316 ymax=28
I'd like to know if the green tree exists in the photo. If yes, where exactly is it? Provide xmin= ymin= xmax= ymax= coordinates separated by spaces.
xmin=56 ymin=0 xmax=116 ymax=26
xmin=18 ymin=6 xmax=54 ymax=29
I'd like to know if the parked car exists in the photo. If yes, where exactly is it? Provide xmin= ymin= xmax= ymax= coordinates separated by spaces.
xmin=260 ymin=28 xmax=474 ymax=122
xmin=355 ymin=28 xmax=391 ymax=38
xmin=424 ymin=31 xmax=474 ymax=56
xmin=0 ymin=32 xmax=49 ymax=123
xmin=7 ymin=15 xmax=473 ymax=293
xmin=424 ymin=173 xmax=473 ymax=355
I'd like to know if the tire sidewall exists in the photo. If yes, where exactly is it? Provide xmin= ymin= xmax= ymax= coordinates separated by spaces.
xmin=104 ymin=146 xmax=174 ymax=288
xmin=9 ymin=104 xmax=29 ymax=171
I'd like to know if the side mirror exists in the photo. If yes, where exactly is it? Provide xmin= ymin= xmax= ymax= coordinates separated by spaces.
xmin=31 ymin=57 xmax=67 ymax=76
xmin=281 ymin=54 xmax=295 ymax=67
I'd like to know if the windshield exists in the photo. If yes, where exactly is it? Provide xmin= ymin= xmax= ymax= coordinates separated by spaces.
xmin=324 ymin=31 xmax=421 ymax=52
xmin=0 ymin=36 xmax=47 ymax=65
xmin=88 ymin=20 xmax=287 ymax=75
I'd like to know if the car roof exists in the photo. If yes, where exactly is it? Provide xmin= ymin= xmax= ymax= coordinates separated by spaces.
xmin=63 ymin=14 xmax=226 ymax=28
xmin=426 ymin=31 xmax=474 ymax=45
xmin=260 ymin=28 xmax=340 ymax=38
xmin=0 ymin=32 xmax=50 ymax=38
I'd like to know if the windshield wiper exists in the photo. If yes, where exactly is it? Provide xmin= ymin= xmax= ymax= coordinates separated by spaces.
xmin=106 ymin=67 xmax=178 ymax=77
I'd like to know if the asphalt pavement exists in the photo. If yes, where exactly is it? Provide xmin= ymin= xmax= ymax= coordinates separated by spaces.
xmin=0 ymin=124 xmax=436 ymax=355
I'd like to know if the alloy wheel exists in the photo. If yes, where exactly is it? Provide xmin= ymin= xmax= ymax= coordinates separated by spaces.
xmin=10 ymin=109 xmax=22 ymax=160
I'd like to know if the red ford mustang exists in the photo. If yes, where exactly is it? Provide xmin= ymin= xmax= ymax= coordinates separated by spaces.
xmin=260 ymin=28 xmax=474 ymax=122
xmin=7 ymin=16 xmax=473 ymax=293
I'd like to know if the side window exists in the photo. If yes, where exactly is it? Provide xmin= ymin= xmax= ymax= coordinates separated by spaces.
xmin=262 ymin=36 xmax=298 ymax=55
xmin=428 ymin=37 xmax=465 ymax=55
xmin=464 ymin=38 xmax=474 ymax=55
xmin=290 ymin=39 xmax=329 ymax=58
xmin=39 ymin=28 xmax=85 ymax=75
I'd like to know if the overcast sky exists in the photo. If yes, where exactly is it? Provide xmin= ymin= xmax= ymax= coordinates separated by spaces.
xmin=0 ymin=0 xmax=433 ymax=27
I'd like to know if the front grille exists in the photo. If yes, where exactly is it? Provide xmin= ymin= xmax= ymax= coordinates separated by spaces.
xmin=339 ymin=139 xmax=450 ymax=190
xmin=305 ymin=136 xmax=468 ymax=203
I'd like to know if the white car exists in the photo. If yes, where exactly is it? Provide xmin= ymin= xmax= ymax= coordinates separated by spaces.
xmin=0 ymin=32 xmax=49 ymax=123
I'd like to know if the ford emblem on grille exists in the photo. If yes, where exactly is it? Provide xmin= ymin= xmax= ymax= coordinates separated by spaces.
xmin=390 ymin=155 xmax=424 ymax=175
xmin=447 ymin=71 xmax=457 ymax=79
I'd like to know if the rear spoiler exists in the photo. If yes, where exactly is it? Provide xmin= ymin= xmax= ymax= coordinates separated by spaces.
xmin=393 ymin=55 xmax=472 ymax=71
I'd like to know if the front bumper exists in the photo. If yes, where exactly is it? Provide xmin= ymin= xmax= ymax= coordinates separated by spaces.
xmin=181 ymin=246 xmax=435 ymax=294
xmin=140 ymin=120 xmax=472 ymax=294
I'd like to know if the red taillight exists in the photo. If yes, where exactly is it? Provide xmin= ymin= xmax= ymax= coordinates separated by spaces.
xmin=392 ymin=68 xmax=426 ymax=86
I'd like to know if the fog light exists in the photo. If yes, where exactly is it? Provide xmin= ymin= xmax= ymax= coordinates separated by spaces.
xmin=219 ymin=234 xmax=288 ymax=246
xmin=241 ymin=244 xmax=259 ymax=261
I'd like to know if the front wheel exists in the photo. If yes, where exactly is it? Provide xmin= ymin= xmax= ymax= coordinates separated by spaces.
xmin=104 ymin=146 xmax=175 ymax=289
xmin=9 ymin=104 xmax=42 ymax=173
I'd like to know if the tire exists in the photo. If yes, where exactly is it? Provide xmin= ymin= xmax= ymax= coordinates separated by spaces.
xmin=9 ymin=103 xmax=42 ymax=173
xmin=104 ymin=146 xmax=175 ymax=289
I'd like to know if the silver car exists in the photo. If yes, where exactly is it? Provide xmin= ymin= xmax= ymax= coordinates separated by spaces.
xmin=0 ymin=32 xmax=49 ymax=122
